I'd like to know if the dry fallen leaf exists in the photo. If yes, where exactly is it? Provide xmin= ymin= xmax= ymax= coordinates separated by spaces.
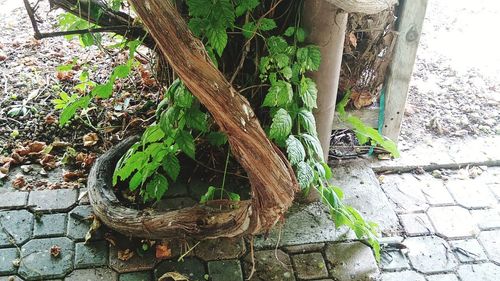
xmin=348 ymin=32 xmax=357 ymax=48
xmin=85 ymin=215 xmax=101 ymax=243
xmin=40 ymin=154 xmax=57 ymax=170
xmin=351 ymin=90 xmax=373 ymax=109
xmin=117 ymin=249 xmax=135 ymax=261
xmin=155 ymin=242 xmax=172 ymax=260
xmin=44 ymin=114 xmax=57 ymax=125
xmin=75 ymin=152 xmax=96 ymax=169
xmin=28 ymin=141 xmax=47 ymax=154
xmin=158 ymin=272 xmax=190 ymax=281
xmin=83 ymin=133 xmax=99 ymax=147
xmin=0 ymin=51 xmax=6 ymax=62
xmin=104 ymin=233 xmax=117 ymax=247
xmin=12 ymin=176 xmax=26 ymax=189
xmin=50 ymin=245 xmax=61 ymax=258
xmin=63 ymin=170 xmax=85 ymax=182
xmin=56 ymin=71 xmax=74 ymax=81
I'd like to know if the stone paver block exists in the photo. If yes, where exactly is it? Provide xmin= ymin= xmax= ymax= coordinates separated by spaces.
xmin=155 ymin=257 xmax=206 ymax=281
xmin=404 ymin=236 xmax=457 ymax=274
xmin=28 ymin=189 xmax=77 ymax=212
xmin=0 ymin=248 xmax=18 ymax=275
xmin=0 ymin=276 xmax=24 ymax=281
xmin=400 ymin=213 xmax=434 ymax=236
xmin=291 ymin=252 xmax=328 ymax=280
xmin=449 ymin=239 xmax=487 ymax=262
xmin=67 ymin=205 xmax=102 ymax=241
xmin=488 ymin=183 xmax=500 ymax=202
xmin=478 ymin=230 xmax=500 ymax=264
xmin=119 ymin=271 xmax=152 ymax=281
xmin=418 ymin=175 xmax=455 ymax=205
xmin=457 ymin=263 xmax=500 ymax=281
xmin=380 ymin=249 xmax=410 ymax=271
xmin=332 ymin=162 xmax=400 ymax=234
xmin=0 ymin=210 xmax=33 ymax=246
xmin=446 ymin=179 xmax=496 ymax=209
xmin=283 ymin=243 xmax=324 ymax=254
xmin=18 ymin=237 xmax=74 ymax=280
xmin=33 ymin=213 xmax=67 ymax=238
xmin=195 ymin=238 xmax=245 ymax=261
xmin=379 ymin=173 xmax=429 ymax=214
xmin=325 ymin=242 xmax=379 ymax=281
xmin=109 ymin=246 xmax=156 ymax=273
xmin=74 ymin=241 xmax=108 ymax=269
xmin=381 ymin=271 xmax=425 ymax=281
xmin=0 ymin=191 xmax=28 ymax=209
xmin=207 ymin=260 xmax=243 ymax=281
xmin=426 ymin=274 xmax=459 ymax=281
xmin=65 ymin=268 xmax=118 ymax=281
xmin=242 ymin=250 xmax=295 ymax=281
xmin=254 ymin=203 xmax=345 ymax=249
xmin=427 ymin=206 xmax=479 ymax=238
xmin=471 ymin=208 xmax=500 ymax=230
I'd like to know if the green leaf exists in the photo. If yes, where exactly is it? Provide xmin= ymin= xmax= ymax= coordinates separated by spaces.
xmin=297 ymin=161 xmax=314 ymax=190
xmin=269 ymin=109 xmax=292 ymax=142
xmin=299 ymin=77 xmax=318 ymax=109
xmin=92 ymin=82 xmax=113 ymax=98
xmin=185 ymin=108 xmax=208 ymax=132
xmin=200 ymin=186 xmax=216 ymax=203
xmin=186 ymin=0 xmax=211 ymax=17
xmin=259 ymin=18 xmax=277 ymax=31
xmin=162 ymin=154 xmax=180 ymax=181
xmin=267 ymin=36 xmax=288 ymax=55
xmin=242 ymin=22 xmax=257 ymax=39
xmin=59 ymin=95 xmax=91 ymax=126
xmin=284 ymin=27 xmax=295 ymax=37
xmin=56 ymin=64 xmax=74 ymax=71
xmin=143 ymin=125 xmax=165 ymax=144
xmin=275 ymin=53 xmax=290 ymax=69
xmin=297 ymin=46 xmax=321 ymax=71
xmin=301 ymin=133 xmax=324 ymax=161
xmin=115 ymin=151 xmax=146 ymax=182
xmin=206 ymin=131 xmax=228 ymax=146
xmin=111 ymin=64 xmax=131 ymax=79
xmin=177 ymin=130 xmax=196 ymax=159
xmin=159 ymin=107 xmax=181 ymax=134
xmin=262 ymin=81 xmax=293 ymax=107
xmin=298 ymin=109 xmax=317 ymax=136
xmin=174 ymin=85 xmax=194 ymax=108
xmin=129 ymin=171 xmax=143 ymax=191
xmin=227 ymin=192 xmax=240 ymax=201
xmin=145 ymin=174 xmax=169 ymax=201
xmin=235 ymin=0 xmax=259 ymax=16
xmin=285 ymin=135 xmax=305 ymax=165
xmin=207 ymin=27 xmax=228 ymax=56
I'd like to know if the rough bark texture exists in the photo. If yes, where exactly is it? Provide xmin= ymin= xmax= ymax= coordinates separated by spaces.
xmin=88 ymin=0 xmax=298 ymax=239
xmin=326 ymin=0 xmax=397 ymax=14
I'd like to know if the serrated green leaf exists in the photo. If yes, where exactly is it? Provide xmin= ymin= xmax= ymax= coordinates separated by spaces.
xmin=207 ymin=27 xmax=228 ymax=56
xmin=301 ymin=133 xmax=324 ymax=161
xmin=299 ymin=77 xmax=318 ymax=109
xmin=111 ymin=64 xmax=131 ymax=79
xmin=259 ymin=18 xmax=276 ymax=31
xmin=242 ymin=22 xmax=257 ymax=39
xmin=297 ymin=161 xmax=314 ymax=190
xmin=162 ymin=154 xmax=180 ymax=181
xmin=129 ymin=171 xmax=143 ymax=191
xmin=185 ymin=108 xmax=208 ymax=132
xmin=159 ymin=107 xmax=181 ymax=134
xmin=145 ymin=174 xmax=169 ymax=201
xmin=186 ymin=0 xmax=210 ymax=17
xmin=297 ymin=46 xmax=321 ymax=71
xmin=207 ymin=131 xmax=228 ymax=146
xmin=174 ymin=85 xmax=194 ymax=108
xmin=235 ymin=0 xmax=259 ymax=16
xmin=284 ymin=27 xmax=295 ymax=37
xmin=92 ymin=82 xmax=113 ymax=98
xmin=269 ymin=109 xmax=292 ymax=142
xmin=177 ymin=130 xmax=196 ymax=159
xmin=143 ymin=125 xmax=165 ymax=144
xmin=267 ymin=36 xmax=288 ymax=55
xmin=298 ymin=109 xmax=317 ymax=136
xmin=285 ymin=135 xmax=305 ymax=165
xmin=262 ymin=81 xmax=293 ymax=107
xmin=59 ymin=95 xmax=91 ymax=126
xmin=275 ymin=53 xmax=290 ymax=69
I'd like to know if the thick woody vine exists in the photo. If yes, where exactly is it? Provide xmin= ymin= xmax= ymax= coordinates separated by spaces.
xmin=24 ymin=0 xmax=400 ymax=258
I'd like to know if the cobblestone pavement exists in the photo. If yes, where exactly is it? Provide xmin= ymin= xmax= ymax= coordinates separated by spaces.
xmin=379 ymin=166 xmax=500 ymax=281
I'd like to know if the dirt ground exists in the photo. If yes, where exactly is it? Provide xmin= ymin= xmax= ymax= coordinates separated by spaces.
xmin=0 ymin=0 xmax=499 ymax=171
xmin=399 ymin=0 xmax=500 ymax=150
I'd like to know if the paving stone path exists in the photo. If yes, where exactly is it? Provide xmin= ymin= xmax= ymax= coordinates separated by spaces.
xmin=1 ymin=164 xmax=499 ymax=280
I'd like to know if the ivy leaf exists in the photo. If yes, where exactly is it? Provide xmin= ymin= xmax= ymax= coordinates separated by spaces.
xmin=145 ymin=174 xmax=169 ymax=201
xmin=262 ymin=81 xmax=293 ymax=107
xmin=286 ymin=135 xmax=305 ymax=165
xmin=162 ymin=154 xmax=180 ymax=181
xmin=177 ymin=130 xmax=196 ymax=159
xmin=297 ymin=46 xmax=321 ymax=71
xmin=301 ymin=133 xmax=324 ymax=161
xmin=269 ymin=109 xmax=292 ymax=142
xmin=299 ymin=77 xmax=318 ymax=109
xmin=207 ymin=131 xmax=228 ymax=146
xmin=298 ymin=109 xmax=317 ymax=136
xmin=59 ymin=95 xmax=91 ymax=126
xmin=297 ymin=161 xmax=314 ymax=190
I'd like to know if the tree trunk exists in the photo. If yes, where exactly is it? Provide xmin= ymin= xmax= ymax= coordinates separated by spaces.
xmin=325 ymin=0 xmax=397 ymax=14
xmin=88 ymin=0 xmax=298 ymax=239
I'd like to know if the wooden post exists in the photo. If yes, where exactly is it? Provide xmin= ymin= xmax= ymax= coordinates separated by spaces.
xmin=382 ymin=0 xmax=428 ymax=142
